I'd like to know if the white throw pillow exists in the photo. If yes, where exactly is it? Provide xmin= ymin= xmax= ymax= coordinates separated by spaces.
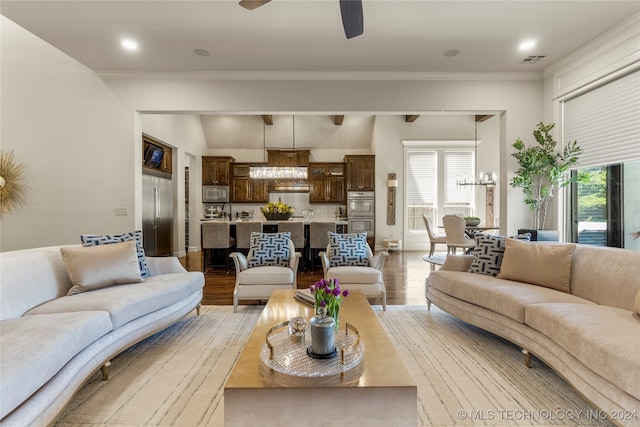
xmin=61 ymin=240 xmax=143 ymax=295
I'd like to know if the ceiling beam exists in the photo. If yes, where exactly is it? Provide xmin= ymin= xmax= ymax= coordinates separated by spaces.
xmin=405 ymin=115 xmax=419 ymax=123
xmin=261 ymin=115 xmax=273 ymax=125
xmin=475 ymin=114 xmax=493 ymax=122
xmin=334 ymin=115 xmax=344 ymax=125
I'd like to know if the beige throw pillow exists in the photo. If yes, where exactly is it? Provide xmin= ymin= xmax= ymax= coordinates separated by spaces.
xmin=497 ymin=239 xmax=576 ymax=293
xmin=61 ymin=240 xmax=143 ymax=295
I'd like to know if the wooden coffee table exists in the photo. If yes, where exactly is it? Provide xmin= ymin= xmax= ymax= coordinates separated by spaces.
xmin=224 ymin=289 xmax=417 ymax=427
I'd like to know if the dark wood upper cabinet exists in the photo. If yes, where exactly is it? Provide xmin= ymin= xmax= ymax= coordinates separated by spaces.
xmin=266 ymin=150 xmax=310 ymax=167
xmin=143 ymin=135 xmax=173 ymax=175
xmin=344 ymin=155 xmax=375 ymax=191
xmin=309 ymin=163 xmax=346 ymax=203
xmin=230 ymin=163 xmax=267 ymax=203
xmin=202 ymin=156 xmax=234 ymax=185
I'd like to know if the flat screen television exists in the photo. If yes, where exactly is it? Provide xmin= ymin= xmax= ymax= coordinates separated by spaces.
xmin=144 ymin=144 xmax=164 ymax=168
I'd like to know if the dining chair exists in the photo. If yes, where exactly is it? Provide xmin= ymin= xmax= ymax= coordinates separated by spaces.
xmin=442 ymin=214 xmax=475 ymax=254
xmin=201 ymin=222 xmax=236 ymax=273
xmin=423 ymin=214 xmax=447 ymax=256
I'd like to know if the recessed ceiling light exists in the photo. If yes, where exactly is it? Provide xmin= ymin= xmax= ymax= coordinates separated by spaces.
xmin=194 ymin=49 xmax=210 ymax=57
xmin=519 ymin=40 xmax=536 ymax=51
xmin=444 ymin=49 xmax=460 ymax=57
xmin=121 ymin=39 xmax=139 ymax=51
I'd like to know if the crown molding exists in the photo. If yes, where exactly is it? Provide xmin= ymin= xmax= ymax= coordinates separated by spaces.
xmin=96 ymin=70 xmax=542 ymax=82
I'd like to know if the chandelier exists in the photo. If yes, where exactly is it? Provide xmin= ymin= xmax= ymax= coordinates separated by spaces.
xmin=250 ymin=116 xmax=308 ymax=180
xmin=457 ymin=116 xmax=496 ymax=187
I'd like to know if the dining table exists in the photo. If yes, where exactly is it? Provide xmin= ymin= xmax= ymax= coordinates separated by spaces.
xmin=439 ymin=224 xmax=499 ymax=238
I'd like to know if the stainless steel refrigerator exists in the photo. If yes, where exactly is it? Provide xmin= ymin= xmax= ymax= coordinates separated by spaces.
xmin=142 ymin=172 xmax=174 ymax=256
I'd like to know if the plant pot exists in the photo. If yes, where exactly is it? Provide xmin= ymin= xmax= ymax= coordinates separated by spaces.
xmin=518 ymin=229 xmax=560 ymax=242
xmin=465 ymin=219 xmax=481 ymax=226
xmin=263 ymin=213 xmax=292 ymax=221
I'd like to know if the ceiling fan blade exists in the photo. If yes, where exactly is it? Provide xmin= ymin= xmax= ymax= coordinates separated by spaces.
xmin=239 ymin=0 xmax=271 ymax=11
xmin=339 ymin=0 xmax=364 ymax=39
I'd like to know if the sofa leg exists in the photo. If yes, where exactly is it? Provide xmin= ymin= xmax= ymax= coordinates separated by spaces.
xmin=426 ymin=299 xmax=432 ymax=311
xmin=522 ymin=349 xmax=532 ymax=368
xmin=196 ymin=303 xmax=201 ymax=316
xmin=101 ymin=361 xmax=111 ymax=381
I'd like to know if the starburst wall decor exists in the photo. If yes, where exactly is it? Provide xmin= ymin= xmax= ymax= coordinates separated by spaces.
xmin=0 ymin=150 xmax=27 ymax=217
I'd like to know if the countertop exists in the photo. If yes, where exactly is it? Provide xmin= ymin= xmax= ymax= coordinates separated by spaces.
xmin=201 ymin=217 xmax=348 ymax=225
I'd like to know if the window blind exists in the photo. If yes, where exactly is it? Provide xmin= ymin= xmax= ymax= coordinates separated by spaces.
xmin=444 ymin=151 xmax=473 ymax=204
xmin=406 ymin=151 xmax=436 ymax=205
xmin=563 ymin=70 xmax=640 ymax=168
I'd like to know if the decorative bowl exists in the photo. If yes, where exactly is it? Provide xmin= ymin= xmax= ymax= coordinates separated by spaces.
xmin=263 ymin=213 xmax=292 ymax=221
xmin=465 ymin=218 xmax=481 ymax=226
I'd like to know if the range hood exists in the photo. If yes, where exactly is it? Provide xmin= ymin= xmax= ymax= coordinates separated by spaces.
xmin=267 ymin=182 xmax=310 ymax=193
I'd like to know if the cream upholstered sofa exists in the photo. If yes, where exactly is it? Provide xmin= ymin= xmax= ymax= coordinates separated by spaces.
xmin=425 ymin=238 xmax=640 ymax=426
xmin=0 ymin=242 xmax=204 ymax=426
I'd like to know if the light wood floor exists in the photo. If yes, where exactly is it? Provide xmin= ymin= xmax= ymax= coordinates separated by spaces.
xmin=179 ymin=250 xmax=436 ymax=306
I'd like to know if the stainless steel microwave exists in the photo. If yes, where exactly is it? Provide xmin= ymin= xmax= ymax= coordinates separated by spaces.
xmin=203 ymin=185 xmax=229 ymax=203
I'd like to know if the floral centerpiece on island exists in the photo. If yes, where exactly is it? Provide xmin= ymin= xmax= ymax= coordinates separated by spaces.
xmin=260 ymin=201 xmax=294 ymax=220
xmin=310 ymin=278 xmax=349 ymax=330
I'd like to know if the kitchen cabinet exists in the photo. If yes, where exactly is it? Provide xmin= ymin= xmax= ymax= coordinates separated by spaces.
xmin=230 ymin=163 xmax=268 ymax=203
xmin=202 ymin=156 xmax=234 ymax=185
xmin=344 ymin=155 xmax=375 ymax=191
xmin=143 ymin=135 xmax=172 ymax=175
xmin=267 ymin=150 xmax=310 ymax=167
xmin=309 ymin=163 xmax=346 ymax=203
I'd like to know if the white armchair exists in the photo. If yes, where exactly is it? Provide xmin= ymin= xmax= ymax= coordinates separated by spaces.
xmin=230 ymin=239 xmax=301 ymax=312
xmin=320 ymin=244 xmax=389 ymax=310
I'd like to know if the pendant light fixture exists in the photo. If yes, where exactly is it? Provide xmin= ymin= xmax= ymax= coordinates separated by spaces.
xmin=456 ymin=115 xmax=496 ymax=187
xmin=250 ymin=115 xmax=308 ymax=180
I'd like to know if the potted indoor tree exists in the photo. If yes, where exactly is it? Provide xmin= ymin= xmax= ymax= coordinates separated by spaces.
xmin=510 ymin=122 xmax=581 ymax=240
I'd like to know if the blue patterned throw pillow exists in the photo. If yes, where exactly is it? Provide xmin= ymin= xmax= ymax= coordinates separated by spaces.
xmin=247 ymin=232 xmax=291 ymax=268
xmin=469 ymin=233 xmax=531 ymax=276
xmin=80 ymin=230 xmax=150 ymax=278
xmin=328 ymin=232 xmax=369 ymax=267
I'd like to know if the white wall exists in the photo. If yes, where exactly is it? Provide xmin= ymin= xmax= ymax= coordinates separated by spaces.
xmin=0 ymin=17 xmax=134 ymax=251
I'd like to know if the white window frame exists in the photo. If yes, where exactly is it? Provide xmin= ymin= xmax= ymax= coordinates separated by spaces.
xmin=403 ymin=141 xmax=476 ymax=251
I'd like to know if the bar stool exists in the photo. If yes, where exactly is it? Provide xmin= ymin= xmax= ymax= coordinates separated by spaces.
xmin=235 ymin=221 xmax=262 ymax=255
xmin=278 ymin=221 xmax=306 ymax=270
xmin=201 ymin=222 xmax=235 ymax=273
xmin=309 ymin=222 xmax=336 ymax=272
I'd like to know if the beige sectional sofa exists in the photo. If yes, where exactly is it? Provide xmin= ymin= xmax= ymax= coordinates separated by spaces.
xmin=0 ymin=243 xmax=204 ymax=426
xmin=426 ymin=240 xmax=640 ymax=427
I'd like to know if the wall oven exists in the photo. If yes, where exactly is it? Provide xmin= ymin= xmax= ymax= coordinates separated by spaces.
xmin=347 ymin=217 xmax=375 ymax=235
xmin=347 ymin=191 xmax=375 ymax=218
xmin=347 ymin=191 xmax=375 ymax=238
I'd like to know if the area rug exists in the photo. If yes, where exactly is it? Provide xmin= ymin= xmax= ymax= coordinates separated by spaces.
xmin=55 ymin=305 xmax=612 ymax=427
